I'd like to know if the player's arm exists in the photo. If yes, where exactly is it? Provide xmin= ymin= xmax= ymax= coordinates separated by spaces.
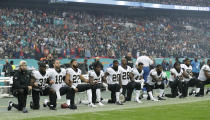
xmin=65 ymin=73 xmax=72 ymax=87
xmin=204 ymin=70 xmax=210 ymax=79
xmin=182 ymin=71 xmax=189 ymax=78
xmin=129 ymin=72 xmax=135 ymax=82
xmin=118 ymin=74 xmax=122 ymax=87
xmin=171 ymin=72 xmax=176 ymax=78
xmin=31 ymin=75 xmax=38 ymax=87
xmin=89 ymin=76 xmax=95 ymax=84
xmin=151 ymin=74 xmax=159 ymax=82
xmin=101 ymin=75 xmax=107 ymax=83
xmin=79 ymin=75 xmax=90 ymax=83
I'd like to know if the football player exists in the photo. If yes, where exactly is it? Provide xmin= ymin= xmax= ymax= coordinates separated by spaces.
xmin=44 ymin=60 xmax=76 ymax=110
xmin=166 ymin=62 xmax=184 ymax=98
xmin=65 ymin=59 xmax=96 ymax=107
xmin=118 ymin=57 xmax=132 ymax=101
xmin=104 ymin=60 xmax=123 ymax=105
xmin=30 ymin=62 xmax=56 ymax=110
xmin=195 ymin=59 xmax=210 ymax=96
xmin=128 ymin=62 xmax=144 ymax=103
xmin=145 ymin=65 xmax=165 ymax=101
xmin=89 ymin=63 xmax=106 ymax=106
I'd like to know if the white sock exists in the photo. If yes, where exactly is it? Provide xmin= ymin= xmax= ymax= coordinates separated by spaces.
xmin=66 ymin=99 xmax=70 ymax=106
xmin=10 ymin=102 xmax=13 ymax=106
xmin=148 ymin=91 xmax=154 ymax=100
xmin=116 ymin=92 xmax=120 ymax=102
xmin=96 ymin=89 xmax=101 ymax=102
xmin=135 ymin=90 xmax=140 ymax=100
xmin=44 ymin=99 xmax=48 ymax=104
xmin=195 ymin=88 xmax=200 ymax=94
xmin=87 ymin=89 xmax=92 ymax=104
xmin=159 ymin=89 xmax=164 ymax=97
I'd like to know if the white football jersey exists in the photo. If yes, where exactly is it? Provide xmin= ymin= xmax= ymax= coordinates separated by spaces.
xmin=147 ymin=69 xmax=163 ymax=85
xmin=106 ymin=67 xmax=121 ymax=84
xmin=48 ymin=68 xmax=66 ymax=90
xmin=181 ymin=64 xmax=193 ymax=81
xmin=66 ymin=68 xmax=82 ymax=86
xmin=198 ymin=64 xmax=210 ymax=81
xmin=131 ymin=68 xmax=144 ymax=83
xmin=119 ymin=65 xmax=132 ymax=85
xmin=169 ymin=68 xmax=183 ymax=81
xmin=32 ymin=70 xmax=50 ymax=86
xmin=89 ymin=70 xmax=104 ymax=83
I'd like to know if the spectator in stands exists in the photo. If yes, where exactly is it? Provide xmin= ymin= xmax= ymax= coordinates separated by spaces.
xmin=79 ymin=59 xmax=88 ymax=74
xmin=2 ymin=59 xmax=13 ymax=77
xmin=161 ymin=59 xmax=169 ymax=71
xmin=125 ymin=52 xmax=134 ymax=68
xmin=191 ymin=57 xmax=200 ymax=78
xmin=10 ymin=60 xmax=15 ymax=76
xmin=89 ymin=57 xmax=103 ymax=71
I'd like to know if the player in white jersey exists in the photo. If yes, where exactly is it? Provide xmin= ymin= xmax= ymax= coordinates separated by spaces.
xmin=128 ymin=62 xmax=144 ymax=103
xmin=30 ymin=62 xmax=55 ymax=110
xmin=180 ymin=58 xmax=198 ymax=97
xmin=165 ymin=62 xmax=184 ymax=98
xmin=44 ymin=60 xmax=76 ymax=110
xmin=118 ymin=57 xmax=132 ymax=100
xmin=145 ymin=65 xmax=165 ymax=101
xmin=89 ymin=63 xmax=106 ymax=106
xmin=65 ymin=59 xmax=96 ymax=107
xmin=195 ymin=59 xmax=210 ymax=96
xmin=104 ymin=60 xmax=123 ymax=105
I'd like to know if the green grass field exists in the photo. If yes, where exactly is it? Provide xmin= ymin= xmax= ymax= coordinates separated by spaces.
xmin=1 ymin=88 xmax=210 ymax=120
xmin=26 ymin=100 xmax=210 ymax=120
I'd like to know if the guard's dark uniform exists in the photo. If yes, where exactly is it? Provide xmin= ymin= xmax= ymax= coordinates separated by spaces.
xmin=12 ymin=70 xmax=32 ymax=111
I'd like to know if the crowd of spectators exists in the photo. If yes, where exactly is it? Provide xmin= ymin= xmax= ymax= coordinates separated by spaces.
xmin=121 ymin=0 xmax=210 ymax=7
xmin=0 ymin=8 xmax=209 ymax=60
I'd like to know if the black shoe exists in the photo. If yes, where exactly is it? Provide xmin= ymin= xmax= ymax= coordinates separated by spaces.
xmin=116 ymin=101 xmax=123 ymax=105
xmin=69 ymin=104 xmax=77 ymax=110
xmin=179 ymin=95 xmax=185 ymax=98
xmin=108 ymin=99 xmax=115 ymax=104
xmin=206 ymin=88 xmax=210 ymax=95
xmin=8 ymin=101 xmax=13 ymax=111
xmin=195 ymin=94 xmax=204 ymax=97
xmin=165 ymin=94 xmax=176 ymax=98
xmin=189 ymin=89 xmax=195 ymax=96
xmin=43 ymin=103 xmax=47 ymax=107
xmin=49 ymin=105 xmax=56 ymax=110
xmin=30 ymin=101 xmax=33 ymax=109
xmin=158 ymin=96 xmax=166 ymax=100
xmin=22 ymin=108 xmax=28 ymax=113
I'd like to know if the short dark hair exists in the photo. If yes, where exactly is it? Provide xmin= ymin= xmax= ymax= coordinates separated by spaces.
xmin=10 ymin=61 xmax=14 ymax=64
xmin=173 ymin=62 xmax=180 ymax=68
xmin=113 ymin=60 xmax=118 ymax=64
xmin=70 ymin=59 xmax=76 ymax=64
xmin=156 ymin=64 xmax=162 ymax=68
xmin=138 ymin=62 xmax=144 ymax=66
xmin=38 ymin=62 xmax=46 ymax=68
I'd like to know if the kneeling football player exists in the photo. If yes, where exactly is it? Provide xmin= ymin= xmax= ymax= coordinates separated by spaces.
xmin=65 ymin=59 xmax=96 ymax=107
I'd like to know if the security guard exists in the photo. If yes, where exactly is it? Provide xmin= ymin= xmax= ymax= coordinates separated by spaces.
xmin=8 ymin=61 xmax=32 ymax=113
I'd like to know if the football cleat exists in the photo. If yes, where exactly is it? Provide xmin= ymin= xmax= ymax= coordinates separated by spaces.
xmin=8 ymin=101 xmax=13 ymax=111
xmin=98 ymin=102 xmax=104 ymax=106
xmin=88 ymin=103 xmax=97 ymax=107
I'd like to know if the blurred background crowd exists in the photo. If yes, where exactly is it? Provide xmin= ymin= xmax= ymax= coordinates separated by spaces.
xmin=0 ymin=8 xmax=209 ymax=60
